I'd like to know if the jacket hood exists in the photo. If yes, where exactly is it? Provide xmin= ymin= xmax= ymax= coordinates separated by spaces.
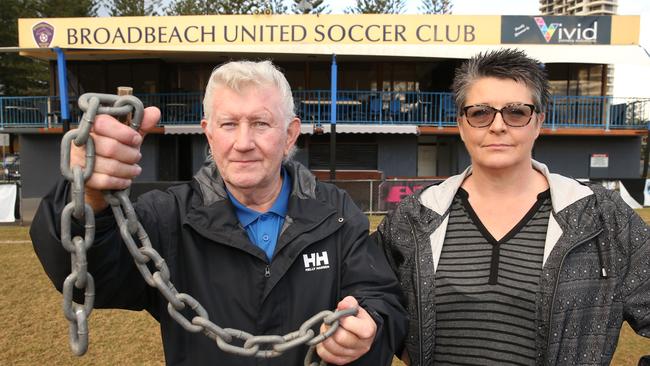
xmin=418 ymin=159 xmax=596 ymax=269
xmin=419 ymin=160 xmax=594 ymax=216
xmin=192 ymin=159 xmax=318 ymax=207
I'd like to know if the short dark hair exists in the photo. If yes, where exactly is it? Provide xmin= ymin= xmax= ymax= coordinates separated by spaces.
xmin=451 ymin=48 xmax=551 ymax=114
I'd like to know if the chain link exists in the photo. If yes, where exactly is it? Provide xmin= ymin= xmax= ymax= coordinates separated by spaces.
xmin=59 ymin=92 xmax=357 ymax=363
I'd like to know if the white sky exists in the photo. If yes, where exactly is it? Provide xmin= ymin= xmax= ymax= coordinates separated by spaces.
xmin=328 ymin=0 xmax=650 ymax=98
xmin=137 ymin=0 xmax=650 ymax=51
xmin=109 ymin=0 xmax=650 ymax=98
xmin=329 ymin=0 xmax=648 ymax=48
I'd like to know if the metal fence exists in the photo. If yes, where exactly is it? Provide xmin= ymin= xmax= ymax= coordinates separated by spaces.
xmin=1 ymin=92 xmax=648 ymax=130
xmin=547 ymin=95 xmax=650 ymax=129
xmin=1 ymin=154 xmax=20 ymax=182
xmin=137 ymin=92 xmax=203 ymax=125
xmin=327 ymin=178 xmax=443 ymax=215
xmin=327 ymin=180 xmax=382 ymax=214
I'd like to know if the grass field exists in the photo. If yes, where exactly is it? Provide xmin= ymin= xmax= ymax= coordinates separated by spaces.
xmin=1 ymin=213 xmax=648 ymax=365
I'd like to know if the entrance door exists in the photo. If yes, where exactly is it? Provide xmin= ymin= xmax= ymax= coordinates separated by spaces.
xmin=418 ymin=144 xmax=437 ymax=177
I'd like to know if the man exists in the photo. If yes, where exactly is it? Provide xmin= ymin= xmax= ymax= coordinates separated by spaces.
xmin=31 ymin=60 xmax=407 ymax=365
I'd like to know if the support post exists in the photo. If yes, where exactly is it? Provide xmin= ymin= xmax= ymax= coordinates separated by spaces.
xmin=329 ymin=54 xmax=337 ymax=181
xmin=117 ymin=86 xmax=133 ymax=126
xmin=54 ymin=48 xmax=70 ymax=132
xmin=641 ymin=122 xmax=650 ymax=179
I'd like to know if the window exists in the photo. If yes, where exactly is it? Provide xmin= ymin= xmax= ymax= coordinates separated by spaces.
xmin=546 ymin=64 xmax=604 ymax=96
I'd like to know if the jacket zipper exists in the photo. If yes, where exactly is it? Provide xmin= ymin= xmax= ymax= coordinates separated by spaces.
xmin=544 ymin=228 xmax=602 ymax=363
xmin=407 ymin=216 xmax=424 ymax=364
xmin=261 ymin=212 xmax=340 ymax=291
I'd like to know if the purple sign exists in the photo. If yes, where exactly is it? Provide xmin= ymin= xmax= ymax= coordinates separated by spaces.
xmin=32 ymin=22 xmax=54 ymax=48
xmin=379 ymin=179 xmax=442 ymax=212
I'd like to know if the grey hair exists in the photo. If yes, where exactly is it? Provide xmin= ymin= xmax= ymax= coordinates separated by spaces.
xmin=202 ymin=60 xmax=296 ymax=126
xmin=451 ymin=48 xmax=551 ymax=114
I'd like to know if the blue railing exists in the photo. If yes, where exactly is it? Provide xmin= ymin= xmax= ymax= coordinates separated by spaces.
xmin=137 ymin=92 xmax=203 ymax=125
xmin=1 ymin=91 xmax=648 ymax=130
xmin=294 ymin=90 xmax=456 ymax=126
xmin=0 ymin=93 xmax=204 ymax=127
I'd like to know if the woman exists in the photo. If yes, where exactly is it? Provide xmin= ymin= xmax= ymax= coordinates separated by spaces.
xmin=375 ymin=49 xmax=650 ymax=365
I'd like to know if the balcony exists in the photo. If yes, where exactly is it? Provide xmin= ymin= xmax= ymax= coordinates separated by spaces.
xmin=0 ymin=91 xmax=648 ymax=131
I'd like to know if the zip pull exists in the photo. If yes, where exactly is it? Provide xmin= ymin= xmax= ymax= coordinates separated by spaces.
xmin=264 ymin=265 xmax=271 ymax=278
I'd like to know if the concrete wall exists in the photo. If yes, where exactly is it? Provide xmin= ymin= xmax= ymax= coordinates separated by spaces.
xmin=20 ymin=133 xmax=642 ymax=197
xmin=16 ymin=132 xmax=643 ymax=222
xmin=138 ymin=136 xmax=159 ymax=181
xmin=377 ymin=134 xmax=417 ymax=177
xmin=20 ymin=134 xmax=61 ymax=199
xmin=534 ymin=135 xmax=641 ymax=179
xmin=20 ymin=133 xmax=159 ymax=199
xmin=19 ymin=133 xmax=161 ymax=223
xmin=456 ymin=138 xmax=471 ymax=173
xmin=292 ymin=146 xmax=309 ymax=167
xmin=428 ymin=135 xmax=641 ymax=179
xmin=191 ymin=135 xmax=209 ymax=173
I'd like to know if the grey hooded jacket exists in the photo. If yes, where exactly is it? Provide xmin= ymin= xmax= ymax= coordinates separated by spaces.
xmin=374 ymin=160 xmax=650 ymax=365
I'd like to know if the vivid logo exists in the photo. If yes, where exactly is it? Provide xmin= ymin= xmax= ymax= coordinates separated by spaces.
xmin=534 ymin=17 xmax=560 ymax=42
xmin=533 ymin=17 xmax=599 ymax=43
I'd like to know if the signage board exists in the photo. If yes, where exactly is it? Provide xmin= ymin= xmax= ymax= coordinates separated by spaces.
xmin=590 ymin=153 xmax=609 ymax=168
xmin=0 ymin=134 xmax=9 ymax=147
xmin=501 ymin=16 xmax=611 ymax=44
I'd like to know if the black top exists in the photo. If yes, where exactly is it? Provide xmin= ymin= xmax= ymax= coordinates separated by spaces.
xmin=30 ymin=161 xmax=407 ymax=366
xmin=433 ymin=188 xmax=551 ymax=365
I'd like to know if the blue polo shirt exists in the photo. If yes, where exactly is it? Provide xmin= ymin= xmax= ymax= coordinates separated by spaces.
xmin=227 ymin=168 xmax=291 ymax=261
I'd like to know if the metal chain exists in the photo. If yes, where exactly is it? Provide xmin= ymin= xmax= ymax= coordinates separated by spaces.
xmin=59 ymin=92 xmax=357 ymax=365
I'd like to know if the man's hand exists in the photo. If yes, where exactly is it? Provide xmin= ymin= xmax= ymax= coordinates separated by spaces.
xmin=316 ymin=296 xmax=377 ymax=365
xmin=69 ymin=106 xmax=160 ymax=212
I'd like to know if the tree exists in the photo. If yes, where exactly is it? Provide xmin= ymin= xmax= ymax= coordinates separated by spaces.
xmin=291 ymin=0 xmax=329 ymax=14
xmin=38 ymin=0 xmax=100 ymax=17
xmin=253 ymin=0 xmax=287 ymax=14
xmin=166 ymin=0 xmax=216 ymax=15
xmin=166 ymin=0 xmax=287 ymax=16
xmin=418 ymin=0 xmax=452 ymax=14
xmin=217 ymin=0 xmax=254 ymax=14
xmin=0 ymin=0 xmax=45 ymax=95
xmin=105 ymin=0 xmax=162 ymax=16
xmin=345 ymin=0 xmax=405 ymax=14
xmin=0 ymin=0 xmax=99 ymax=96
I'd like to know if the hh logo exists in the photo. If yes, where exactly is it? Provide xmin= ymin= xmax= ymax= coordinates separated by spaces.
xmin=303 ymin=251 xmax=330 ymax=272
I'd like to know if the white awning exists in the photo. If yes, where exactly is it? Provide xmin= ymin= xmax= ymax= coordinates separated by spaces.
xmin=6 ymin=44 xmax=647 ymax=65
xmin=283 ymin=43 xmax=650 ymax=65
xmin=164 ymin=125 xmax=202 ymax=134
xmin=300 ymin=124 xmax=418 ymax=134
xmin=165 ymin=124 xmax=418 ymax=135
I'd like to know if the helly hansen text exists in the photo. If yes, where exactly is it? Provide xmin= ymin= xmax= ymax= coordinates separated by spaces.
xmin=303 ymin=251 xmax=330 ymax=271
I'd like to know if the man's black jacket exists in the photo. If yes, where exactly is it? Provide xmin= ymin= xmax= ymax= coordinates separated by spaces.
xmin=31 ymin=160 xmax=407 ymax=365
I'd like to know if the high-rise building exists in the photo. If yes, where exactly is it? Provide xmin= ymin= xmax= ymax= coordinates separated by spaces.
xmin=539 ymin=0 xmax=618 ymax=16
xmin=539 ymin=0 xmax=619 ymax=94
